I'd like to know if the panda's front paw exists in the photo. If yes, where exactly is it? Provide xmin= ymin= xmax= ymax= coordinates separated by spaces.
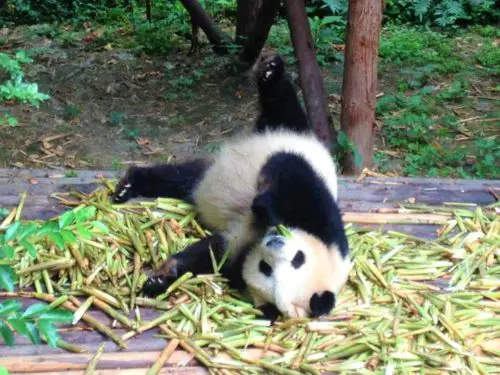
xmin=142 ymin=275 xmax=174 ymax=297
xmin=112 ymin=182 xmax=136 ymax=203
xmin=141 ymin=258 xmax=181 ymax=297
xmin=112 ymin=167 xmax=141 ymax=203
xmin=309 ymin=291 xmax=335 ymax=318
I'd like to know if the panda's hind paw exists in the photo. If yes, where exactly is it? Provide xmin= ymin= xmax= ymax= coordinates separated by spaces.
xmin=258 ymin=55 xmax=284 ymax=85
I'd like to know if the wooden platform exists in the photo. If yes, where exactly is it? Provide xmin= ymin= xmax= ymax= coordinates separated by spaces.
xmin=1 ymin=168 xmax=499 ymax=374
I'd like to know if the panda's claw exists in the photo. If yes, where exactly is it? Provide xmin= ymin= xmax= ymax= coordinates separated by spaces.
xmin=142 ymin=275 xmax=173 ymax=297
xmin=112 ymin=184 xmax=134 ymax=203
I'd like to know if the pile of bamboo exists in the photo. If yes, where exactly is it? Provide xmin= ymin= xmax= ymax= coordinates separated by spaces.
xmin=0 ymin=183 xmax=499 ymax=374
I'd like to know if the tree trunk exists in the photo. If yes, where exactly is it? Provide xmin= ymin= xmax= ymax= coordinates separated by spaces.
xmin=340 ymin=0 xmax=383 ymax=175
xmin=283 ymin=0 xmax=334 ymax=149
xmin=238 ymin=0 xmax=281 ymax=64
xmin=235 ymin=0 xmax=259 ymax=45
xmin=178 ymin=0 xmax=232 ymax=55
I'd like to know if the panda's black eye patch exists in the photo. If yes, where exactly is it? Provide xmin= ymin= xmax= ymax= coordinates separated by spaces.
xmin=291 ymin=250 xmax=305 ymax=269
xmin=259 ymin=260 xmax=273 ymax=277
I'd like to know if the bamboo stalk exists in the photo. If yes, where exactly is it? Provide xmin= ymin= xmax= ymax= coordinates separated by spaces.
xmin=84 ymin=343 xmax=105 ymax=375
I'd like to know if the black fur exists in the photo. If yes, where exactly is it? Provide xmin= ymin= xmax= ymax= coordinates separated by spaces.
xmin=259 ymin=303 xmax=281 ymax=323
xmin=259 ymin=260 xmax=273 ymax=277
xmin=291 ymin=250 xmax=305 ymax=269
xmin=112 ymin=159 xmax=210 ymax=204
xmin=142 ymin=233 xmax=228 ymax=297
xmin=254 ymin=55 xmax=310 ymax=134
xmin=252 ymin=152 xmax=349 ymax=258
xmin=309 ymin=291 xmax=335 ymax=318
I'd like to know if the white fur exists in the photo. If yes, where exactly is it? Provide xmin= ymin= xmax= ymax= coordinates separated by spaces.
xmin=242 ymin=229 xmax=351 ymax=318
xmin=191 ymin=129 xmax=348 ymax=318
xmin=193 ymin=129 xmax=338 ymax=260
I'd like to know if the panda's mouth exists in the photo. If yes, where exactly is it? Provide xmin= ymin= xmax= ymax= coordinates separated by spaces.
xmin=263 ymin=234 xmax=286 ymax=250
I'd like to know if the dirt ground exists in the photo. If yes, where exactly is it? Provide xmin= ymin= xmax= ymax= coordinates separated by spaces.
xmin=0 ymin=26 xmax=349 ymax=172
xmin=2 ymin=24 xmax=498 ymax=179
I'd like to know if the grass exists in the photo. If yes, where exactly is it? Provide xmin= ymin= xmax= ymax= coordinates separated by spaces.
xmin=0 ymin=184 xmax=499 ymax=373
xmin=374 ymin=25 xmax=499 ymax=179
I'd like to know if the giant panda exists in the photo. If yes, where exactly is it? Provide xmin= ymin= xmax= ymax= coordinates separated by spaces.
xmin=112 ymin=53 xmax=351 ymax=321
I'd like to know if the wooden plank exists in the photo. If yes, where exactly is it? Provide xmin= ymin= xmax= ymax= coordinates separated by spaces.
xmin=14 ymin=369 xmax=209 ymax=375
xmin=0 ymin=183 xmax=102 ymax=196
xmin=0 ymin=168 xmax=498 ymax=190
xmin=0 ymin=351 xmax=200 ymax=373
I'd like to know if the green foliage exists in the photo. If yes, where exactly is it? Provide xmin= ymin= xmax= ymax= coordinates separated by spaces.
xmin=383 ymin=0 xmax=499 ymax=27
xmin=0 ymin=299 xmax=73 ymax=348
xmin=0 ymin=77 xmax=50 ymax=106
xmin=0 ymin=50 xmax=50 ymax=126
xmin=379 ymin=26 xmax=462 ymax=73
xmin=108 ymin=111 xmax=126 ymax=127
xmin=475 ymin=41 xmax=500 ymax=75
xmin=375 ymin=84 xmax=499 ymax=179
xmin=0 ymin=206 xmax=108 ymax=293
xmin=0 ymin=0 xmax=130 ymax=25
xmin=337 ymin=130 xmax=363 ymax=171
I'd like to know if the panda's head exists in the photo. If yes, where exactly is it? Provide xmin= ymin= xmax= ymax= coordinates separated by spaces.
xmin=257 ymin=227 xmax=307 ymax=275
xmin=251 ymin=226 xmax=351 ymax=319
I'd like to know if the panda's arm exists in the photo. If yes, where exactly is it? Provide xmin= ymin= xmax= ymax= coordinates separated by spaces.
xmin=113 ymin=159 xmax=210 ymax=203
xmin=142 ymin=233 xmax=227 ymax=297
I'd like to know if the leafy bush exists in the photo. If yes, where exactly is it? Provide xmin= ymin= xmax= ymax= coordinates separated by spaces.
xmin=0 ymin=207 xmax=112 ymax=350
xmin=475 ymin=41 xmax=500 ymax=75
xmin=0 ymin=0 xmax=130 ymax=25
xmin=379 ymin=26 xmax=462 ymax=73
xmin=0 ymin=51 xmax=50 ymax=126
xmin=309 ymin=0 xmax=499 ymax=27
xmin=383 ymin=0 xmax=499 ymax=27
xmin=0 ymin=299 xmax=73 ymax=348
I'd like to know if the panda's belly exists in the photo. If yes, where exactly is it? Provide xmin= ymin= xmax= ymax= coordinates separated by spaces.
xmin=193 ymin=143 xmax=268 ymax=231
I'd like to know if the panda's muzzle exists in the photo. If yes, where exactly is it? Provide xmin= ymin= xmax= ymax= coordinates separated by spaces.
xmin=264 ymin=235 xmax=285 ymax=249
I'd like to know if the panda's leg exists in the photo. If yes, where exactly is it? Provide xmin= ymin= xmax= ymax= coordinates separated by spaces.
xmin=142 ymin=233 xmax=227 ymax=297
xmin=254 ymin=54 xmax=310 ymax=134
xmin=112 ymin=158 xmax=211 ymax=204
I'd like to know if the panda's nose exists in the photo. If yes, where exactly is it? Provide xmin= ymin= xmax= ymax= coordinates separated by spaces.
xmin=265 ymin=236 xmax=285 ymax=249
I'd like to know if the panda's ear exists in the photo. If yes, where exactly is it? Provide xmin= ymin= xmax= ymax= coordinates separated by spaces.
xmin=309 ymin=291 xmax=335 ymax=318
xmin=251 ymin=191 xmax=278 ymax=230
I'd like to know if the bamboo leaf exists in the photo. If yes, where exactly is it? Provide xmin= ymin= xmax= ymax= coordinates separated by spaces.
xmin=5 ymin=222 xmax=21 ymax=242
xmin=59 ymin=210 xmax=76 ymax=229
xmin=40 ymin=309 xmax=74 ymax=323
xmin=1 ymin=245 xmax=15 ymax=260
xmin=0 ymin=265 xmax=15 ymax=292
xmin=22 ymin=303 xmax=49 ymax=319
xmin=25 ymin=322 xmax=41 ymax=345
xmin=0 ymin=300 xmax=21 ymax=317
xmin=7 ymin=318 xmax=29 ymax=336
xmin=0 ymin=321 xmax=14 ymax=346
xmin=37 ymin=319 xmax=59 ymax=348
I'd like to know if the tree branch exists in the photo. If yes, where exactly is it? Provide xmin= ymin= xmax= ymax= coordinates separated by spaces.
xmin=283 ymin=0 xmax=335 ymax=149
xmin=237 ymin=0 xmax=282 ymax=64
xmin=178 ymin=0 xmax=233 ymax=55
